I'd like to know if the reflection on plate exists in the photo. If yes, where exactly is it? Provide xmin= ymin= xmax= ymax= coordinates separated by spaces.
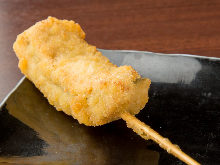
xmin=0 ymin=49 xmax=220 ymax=165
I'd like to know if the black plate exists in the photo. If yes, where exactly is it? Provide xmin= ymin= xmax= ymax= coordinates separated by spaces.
xmin=0 ymin=49 xmax=220 ymax=165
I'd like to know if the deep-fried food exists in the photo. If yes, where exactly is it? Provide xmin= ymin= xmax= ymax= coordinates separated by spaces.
xmin=13 ymin=17 xmax=151 ymax=126
xmin=13 ymin=17 xmax=200 ymax=165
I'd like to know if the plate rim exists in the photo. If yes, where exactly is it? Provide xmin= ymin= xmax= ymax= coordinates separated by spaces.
xmin=98 ymin=49 xmax=220 ymax=61
xmin=0 ymin=76 xmax=26 ymax=108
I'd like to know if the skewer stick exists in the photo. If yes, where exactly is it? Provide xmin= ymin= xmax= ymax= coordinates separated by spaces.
xmin=121 ymin=112 xmax=200 ymax=165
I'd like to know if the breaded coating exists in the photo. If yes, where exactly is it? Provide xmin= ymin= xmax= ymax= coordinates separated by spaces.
xmin=13 ymin=17 xmax=151 ymax=126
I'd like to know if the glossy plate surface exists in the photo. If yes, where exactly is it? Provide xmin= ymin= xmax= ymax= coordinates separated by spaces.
xmin=0 ymin=49 xmax=220 ymax=165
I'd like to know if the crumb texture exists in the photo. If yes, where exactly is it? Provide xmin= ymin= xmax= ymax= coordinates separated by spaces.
xmin=13 ymin=17 xmax=151 ymax=126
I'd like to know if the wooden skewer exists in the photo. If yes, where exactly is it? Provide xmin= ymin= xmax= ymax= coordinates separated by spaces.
xmin=121 ymin=112 xmax=200 ymax=165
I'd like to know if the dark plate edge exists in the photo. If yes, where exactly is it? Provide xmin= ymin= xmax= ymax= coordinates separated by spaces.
xmin=0 ymin=76 xmax=26 ymax=108
xmin=98 ymin=49 xmax=220 ymax=61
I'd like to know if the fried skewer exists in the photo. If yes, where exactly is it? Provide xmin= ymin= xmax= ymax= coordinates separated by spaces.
xmin=13 ymin=17 xmax=200 ymax=165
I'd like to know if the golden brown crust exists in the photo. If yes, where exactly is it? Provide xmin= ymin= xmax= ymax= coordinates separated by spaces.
xmin=13 ymin=17 xmax=151 ymax=126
